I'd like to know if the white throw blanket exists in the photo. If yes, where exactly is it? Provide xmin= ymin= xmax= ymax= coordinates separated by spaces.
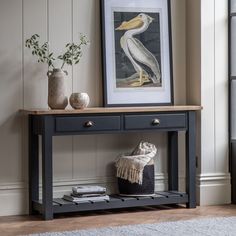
xmin=116 ymin=141 xmax=157 ymax=185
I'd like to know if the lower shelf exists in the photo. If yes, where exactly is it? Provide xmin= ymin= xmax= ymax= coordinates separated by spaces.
xmin=33 ymin=191 xmax=188 ymax=214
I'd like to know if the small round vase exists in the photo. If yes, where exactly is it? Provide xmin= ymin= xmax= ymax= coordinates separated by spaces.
xmin=70 ymin=93 xmax=90 ymax=109
xmin=47 ymin=68 xmax=68 ymax=109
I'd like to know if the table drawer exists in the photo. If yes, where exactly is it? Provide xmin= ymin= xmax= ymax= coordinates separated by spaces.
xmin=55 ymin=116 xmax=121 ymax=132
xmin=124 ymin=113 xmax=186 ymax=130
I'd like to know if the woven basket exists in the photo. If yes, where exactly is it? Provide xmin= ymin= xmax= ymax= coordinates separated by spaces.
xmin=117 ymin=160 xmax=155 ymax=196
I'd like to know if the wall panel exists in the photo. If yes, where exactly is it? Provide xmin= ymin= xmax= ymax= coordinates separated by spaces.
xmin=201 ymin=0 xmax=216 ymax=174
xmin=0 ymin=0 xmax=23 ymax=183
xmin=171 ymin=0 xmax=187 ymax=186
xmin=22 ymin=0 xmax=48 ymax=184
xmin=72 ymin=0 xmax=99 ymax=105
xmin=48 ymin=0 xmax=73 ymax=181
xmin=23 ymin=0 xmax=48 ymax=109
xmin=72 ymin=0 xmax=98 ymax=180
xmin=215 ymin=0 xmax=228 ymax=173
xmin=187 ymin=0 xmax=231 ymax=205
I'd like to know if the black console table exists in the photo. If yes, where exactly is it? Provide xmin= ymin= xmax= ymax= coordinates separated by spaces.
xmin=21 ymin=106 xmax=201 ymax=220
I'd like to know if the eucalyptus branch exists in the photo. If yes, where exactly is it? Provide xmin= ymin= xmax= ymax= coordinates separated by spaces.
xmin=25 ymin=34 xmax=55 ymax=68
xmin=58 ymin=34 xmax=89 ymax=70
xmin=25 ymin=33 xmax=89 ymax=71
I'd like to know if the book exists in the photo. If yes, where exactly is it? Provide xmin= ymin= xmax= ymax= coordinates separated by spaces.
xmin=63 ymin=194 xmax=110 ymax=203
xmin=71 ymin=193 xmax=105 ymax=198
xmin=72 ymin=185 xmax=106 ymax=195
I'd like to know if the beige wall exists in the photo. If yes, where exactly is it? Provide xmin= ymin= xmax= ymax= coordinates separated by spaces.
xmin=0 ymin=0 xmax=187 ymax=216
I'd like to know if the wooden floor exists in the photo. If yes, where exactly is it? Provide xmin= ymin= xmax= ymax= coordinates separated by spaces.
xmin=0 ymin=205 xmax=236 ymax=236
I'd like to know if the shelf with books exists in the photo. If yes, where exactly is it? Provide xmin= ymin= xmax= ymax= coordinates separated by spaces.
xmin=32 ymin=191 xmax=188 ymax=214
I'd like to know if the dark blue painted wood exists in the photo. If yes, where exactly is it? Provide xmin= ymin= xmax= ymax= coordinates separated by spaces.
xmin=55 ymin=115 xmax=121 ymax=132
xmin=168 ymin=131 xmax=178 ymax=191
xmin=33 ymin=191 xmax=188 ymax=214
xmin=28 ymin=115 xmax=39 ymax=215
xmin=231 ymin=142 xmax=236 ymax=202
xmin=186 ymin=111 xmax=196 ymax=208
xmin=42 ymin=116 xmax=54 ymax=220
xmin=124 ymin=113 xmax=186 ymax=130
xmin=28 ymin=110 xmax=197 ymax=220
xmin=229 ymin=0 xmax=236 ymax=205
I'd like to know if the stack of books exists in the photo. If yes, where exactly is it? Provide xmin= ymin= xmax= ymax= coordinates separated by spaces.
xmin=63 ymin=185 xmax=109 ymax=203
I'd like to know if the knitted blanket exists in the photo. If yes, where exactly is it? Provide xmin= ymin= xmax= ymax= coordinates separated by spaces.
xmin=116 ymin=141 xmax=157 ymax=185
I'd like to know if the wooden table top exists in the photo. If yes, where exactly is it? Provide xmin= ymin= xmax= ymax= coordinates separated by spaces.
xmin=20 ymin=105 xmax=202 ymax=115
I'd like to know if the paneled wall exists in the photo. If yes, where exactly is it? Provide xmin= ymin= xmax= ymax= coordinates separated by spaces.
xmin=187 ymin=0 xmax=231 ymax=205
xmin=0 ymin=0 xmax=187 ymax=216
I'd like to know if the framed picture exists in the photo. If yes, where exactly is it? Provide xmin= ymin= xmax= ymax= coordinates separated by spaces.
xmin=101 ymin=0 xmax=173 ymax=107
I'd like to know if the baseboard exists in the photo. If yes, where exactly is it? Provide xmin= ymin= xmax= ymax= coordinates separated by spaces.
xmin=196 ymin=173 xmax=231 ymax=205
xmin=0 ymin=189 xmax=28 ymax=216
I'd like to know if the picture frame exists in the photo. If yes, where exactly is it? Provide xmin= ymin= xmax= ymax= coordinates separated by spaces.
xmin=101 ymin=0 xmax=173 ymax=107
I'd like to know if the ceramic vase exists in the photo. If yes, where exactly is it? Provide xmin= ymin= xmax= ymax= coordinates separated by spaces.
xmin=47 ymin=68 xmax=68 ymax=109
xmin=70 ymin=93 xmax=90 ymax=109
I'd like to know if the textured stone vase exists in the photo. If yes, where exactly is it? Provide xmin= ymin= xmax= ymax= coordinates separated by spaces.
xmin=70 ymin=93 xmax=90 ymax=109
xmin=47 ymin=69 xmax=68 ymax=109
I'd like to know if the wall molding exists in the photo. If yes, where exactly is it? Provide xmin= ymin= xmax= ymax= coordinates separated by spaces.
xmin=0 ymin=182 xmax=25 ymax=191
xmin=0 ymin=173 xmax=169 ymax=191
xmin=196 ymin=173 xmax=231 ymax=205
xmin=196 ymin=173 xmax=231 ymax=185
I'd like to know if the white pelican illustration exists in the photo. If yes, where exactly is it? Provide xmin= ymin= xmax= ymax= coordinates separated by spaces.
xmin=116 ymin=13 xmax=161 ymax=87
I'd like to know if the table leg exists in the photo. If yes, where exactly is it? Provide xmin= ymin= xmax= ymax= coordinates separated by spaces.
xmin=42 ymin=116 xmax=54 ymax=220
xmin=29 ymin=115 xmax=39 ymax=215
xmin=168 ymin=131 xmax=178 ymax=191
xmin=186 ymin=111 xmax=196 ymax=208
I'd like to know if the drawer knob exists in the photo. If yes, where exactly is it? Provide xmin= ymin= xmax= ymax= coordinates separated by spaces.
xmin=152 ymin=119 xmax=160 ymax=126
xmin=84 ymin=121 xmax=94 ymax=128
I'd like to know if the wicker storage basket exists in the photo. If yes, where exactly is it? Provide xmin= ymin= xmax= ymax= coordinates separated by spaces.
xmin=117 ymin=160 xmax=155 ymax=196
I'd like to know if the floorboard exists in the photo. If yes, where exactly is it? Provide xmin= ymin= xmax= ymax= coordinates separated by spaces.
xmin=0 ymin=205 xmax=236 ymax=236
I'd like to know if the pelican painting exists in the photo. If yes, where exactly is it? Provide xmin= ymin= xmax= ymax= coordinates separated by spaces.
xmin=115 ymin=13 xmax=161 ymax=88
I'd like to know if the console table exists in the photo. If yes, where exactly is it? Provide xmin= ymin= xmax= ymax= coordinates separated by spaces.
xmin=21 ymin=106 xmax=202 ymax=220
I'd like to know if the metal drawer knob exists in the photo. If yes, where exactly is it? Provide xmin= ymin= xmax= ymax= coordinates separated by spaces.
xmin=152 ymin=119 xmax=160 ymax=126
xmin=84 ymin=121 xmax=94 ymax=128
